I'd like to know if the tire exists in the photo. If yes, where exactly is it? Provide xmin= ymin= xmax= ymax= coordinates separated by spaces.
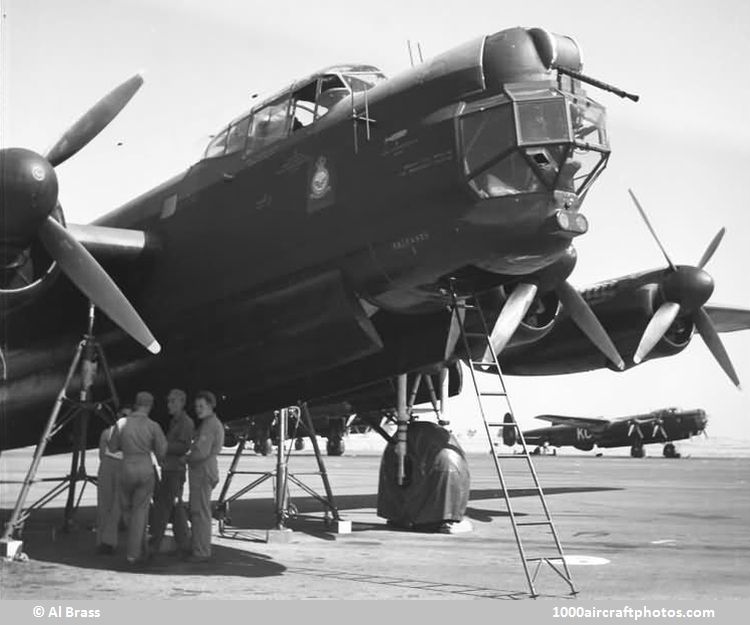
xmin=327 ymin=437 xmax=344 ymax=456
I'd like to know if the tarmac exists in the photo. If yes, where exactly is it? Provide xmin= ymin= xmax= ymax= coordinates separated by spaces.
xmin=1 ymin=444 xmax=748 ymax=600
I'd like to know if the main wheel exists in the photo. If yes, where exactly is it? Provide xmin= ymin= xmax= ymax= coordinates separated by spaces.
xmin=630 ymin=444 xmax=645 ymax=458
xmin=327 ymin=436 xmax=344 ymax=456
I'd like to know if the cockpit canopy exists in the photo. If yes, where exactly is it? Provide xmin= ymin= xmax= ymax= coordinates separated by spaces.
xmin=203 ymin=65 xmax=386 ymax=160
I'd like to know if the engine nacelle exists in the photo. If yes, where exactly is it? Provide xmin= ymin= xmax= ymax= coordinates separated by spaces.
xmin=0 ymin=206 xmax=63 ymax=312
xmin=506 ymin=288 xmax=561 ymax=349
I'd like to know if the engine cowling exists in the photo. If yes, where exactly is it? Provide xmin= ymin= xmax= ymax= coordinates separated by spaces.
xmin=504 ymin=287 xmax=561 ymax=349
xmin=0 ymin=206 xmax=62 ymax=312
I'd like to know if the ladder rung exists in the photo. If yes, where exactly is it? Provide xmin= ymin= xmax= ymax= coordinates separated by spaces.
xmin=516 ymin=521 xmax=553 ymax=527
xmin=494 ymin=453 xmax=529 ymax=459
xmin=525 ymin=556 xmax=564 ymax=562
xmin=486 ymin=422 xmax=519 ymax=428
xmin=464 ymin=332 xmax=489 ymax=338
xmin=479 ymin=391 xmax=507 ymax=397
xmin=470 ymin=360 xmax=498 ymax=367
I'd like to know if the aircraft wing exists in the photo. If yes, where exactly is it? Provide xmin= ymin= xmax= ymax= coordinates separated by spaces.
xmin=534 ymin=414 xmax=610 ymax=430
xmin=704 ymin=305 xmax=750 ymax=333
xmin=534 ymin=415 xmax=609 ymax=428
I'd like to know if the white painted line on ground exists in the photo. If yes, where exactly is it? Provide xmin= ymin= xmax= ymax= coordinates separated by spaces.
xmin=563 ymin=555 xmax=610 ymax=566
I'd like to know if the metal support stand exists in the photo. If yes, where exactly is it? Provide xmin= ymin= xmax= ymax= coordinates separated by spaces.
xmin=214 ymin=403 xmax=345 ymax=540
xmin=1 ymin=303 xmax=119 ymax=550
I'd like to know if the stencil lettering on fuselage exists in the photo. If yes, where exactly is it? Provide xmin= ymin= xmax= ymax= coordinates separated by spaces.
xmin=576 ymin=427 xmax=593 ymax=441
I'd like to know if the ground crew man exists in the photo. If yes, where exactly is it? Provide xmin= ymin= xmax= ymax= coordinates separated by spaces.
xmin=185 ymin=390 xmax=225 ymax=562
xmin=149 ymin=389 xmax=194 ymax=555
xmin=95 ymin=407 xmax=129 ymax=554
xmin=109 ymin=391 xmax=167 ymax=564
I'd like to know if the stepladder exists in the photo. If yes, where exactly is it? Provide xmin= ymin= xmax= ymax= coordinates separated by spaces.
xmin=449 ymin=286 xmax=577 ymax=597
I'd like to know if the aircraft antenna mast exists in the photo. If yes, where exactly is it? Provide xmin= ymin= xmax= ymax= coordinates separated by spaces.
xmin=407 ymin=40 xmax=415 ymax=67
xmin=417 ymin=42 xmax=424 ymax=63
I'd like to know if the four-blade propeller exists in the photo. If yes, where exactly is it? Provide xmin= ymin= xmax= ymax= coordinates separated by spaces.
xmin=0 ymin=74 xmax=159 ymax=354
xmin=628 ymin=189 xmax=738 ymax=387
xmin=487 ymin=268 xmax=624 ymax=371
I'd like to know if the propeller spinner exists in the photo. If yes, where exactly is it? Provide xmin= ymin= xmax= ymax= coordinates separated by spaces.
xmin=0 ymin=74 xmax=160 ymax=354
xmin=628 ymin=189 xmax=738 ymax=387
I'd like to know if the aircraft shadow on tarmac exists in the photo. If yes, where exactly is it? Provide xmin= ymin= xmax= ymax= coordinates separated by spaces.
xmin=464 ymin=486 xmax=622 ymax=523
xmin=0 ymin=484 xmax=619 ymax=576
xmin=1 ymin=506 xmax=286 ymax=578
xmin=214 ymin=485 xmax=621 ymax=534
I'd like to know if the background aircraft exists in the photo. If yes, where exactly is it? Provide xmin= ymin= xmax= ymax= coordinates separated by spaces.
xmin=501 ymin=408 xmax=708 ymax=458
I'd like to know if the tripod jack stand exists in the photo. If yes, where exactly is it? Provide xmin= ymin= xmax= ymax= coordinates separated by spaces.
xmin=1 ymin=304 xmax=119 ymax=556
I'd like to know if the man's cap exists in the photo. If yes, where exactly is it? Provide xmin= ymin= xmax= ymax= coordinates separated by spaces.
xmin=135 ymin=391 xmax=155 ymax=408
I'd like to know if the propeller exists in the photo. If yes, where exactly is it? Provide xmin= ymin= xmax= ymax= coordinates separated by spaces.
xmin=483 ymin=282 xmax=538 ymax=362
xmin=628 ymin=189 xmax=739 ymax=387
xmin=0 ymin=74 xmax=159 ymax=354
xmin=487 ymin=255 xmax=624 ymax=370
xmin=555 ymin=280 xmax=624 ymax=370
xmin=45 ymin=74 xmax=144 ymax=168
xmin=651 ymin=416 xmax=668 ymax=440
xmin=626 ymin=419 xmax=643 ymax=439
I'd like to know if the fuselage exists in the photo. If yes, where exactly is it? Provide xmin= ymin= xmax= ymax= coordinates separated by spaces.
xmin=1 ymin=26 xmax=611 ymax=450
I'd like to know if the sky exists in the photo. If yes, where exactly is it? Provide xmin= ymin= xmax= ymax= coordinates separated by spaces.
xmin=2 ymin=0 xmax=749 ymax=445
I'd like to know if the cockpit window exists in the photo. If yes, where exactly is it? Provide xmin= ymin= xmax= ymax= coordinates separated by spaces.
xmin=290 ymin=74 xmax=351 ymax=132
xmin=226 ymin=116 xmax=250 ymax=155
xmin=204 ymin=128 xmax=229 ymax=158
xmin=341 ymin=72 xmax=386 ymax=93
xmin=247 ymin=98 xmax=290 ymax=152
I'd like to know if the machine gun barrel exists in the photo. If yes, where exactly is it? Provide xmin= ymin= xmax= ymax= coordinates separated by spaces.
xmin=558 ymin=67 xmax=640 ymax=102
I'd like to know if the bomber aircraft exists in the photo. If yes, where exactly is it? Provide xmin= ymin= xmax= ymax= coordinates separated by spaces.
xmin=2 ymin=26 xmax=750 ymax=503
xmin=501 ymin=408 xmax=708 ymax=458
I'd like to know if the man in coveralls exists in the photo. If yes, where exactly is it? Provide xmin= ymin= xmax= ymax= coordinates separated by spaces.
xmin=149 ymin=389 xmax=194 ymax=555
xmin=185 ymin=390 xmax=224 ymax=562
xmin=95 ymin=406 xmax=129 ymax=554
xmin=109 ymin=391 xmax=167 ymax=564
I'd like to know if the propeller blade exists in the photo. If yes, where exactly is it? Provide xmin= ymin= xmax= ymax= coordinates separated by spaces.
xmin=697 ymin=227 xmax=726 ymax=270
xmin=627 ymin=189 xmax=676 ymax=271
xmin=694 ymin=307 xmax=741 ymax=388
xmin=45 ymin=74 xmax=144 ymax=168
xmin=633 ymin=301 xmax=681 ymax=364
xmin=486 ymin=283 xmax=538 ymax=358
xmin=556 ymin=280 xmax=625 ymax=370
xmin=38 ymin=216 xmax=160 ymax=354
xmin=627 ymin=421 xmax=642 ymax=439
